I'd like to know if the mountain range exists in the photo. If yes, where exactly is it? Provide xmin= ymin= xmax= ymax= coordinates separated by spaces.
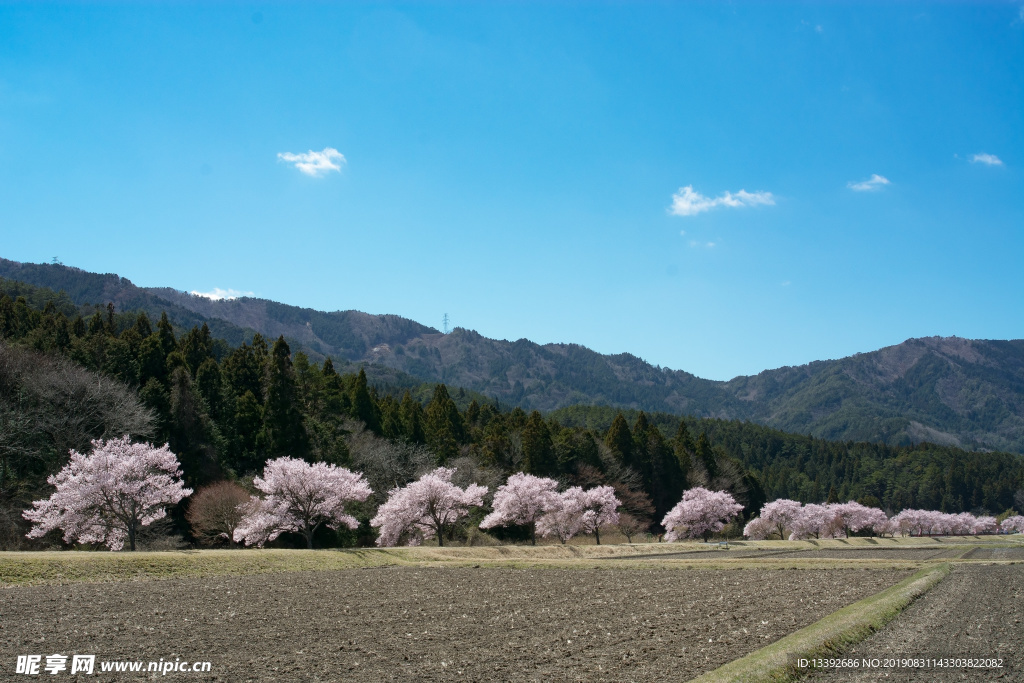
xmin=2 ymin=256 xmax=1022 ymax=454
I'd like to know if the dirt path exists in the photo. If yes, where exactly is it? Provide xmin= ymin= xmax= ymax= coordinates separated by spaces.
xmin=0 ymin=567 xmax=906 ymax=682
xmin=812 ymin=564 xmax=1023 ymax=682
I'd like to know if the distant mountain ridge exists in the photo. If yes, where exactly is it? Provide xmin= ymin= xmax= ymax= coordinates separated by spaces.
xmin=2 ymin=257 xmax=1022 ymax=454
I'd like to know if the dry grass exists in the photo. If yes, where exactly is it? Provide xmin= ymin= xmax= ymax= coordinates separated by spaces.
xmin=2 ymin=535 xmax=1018 ymax=588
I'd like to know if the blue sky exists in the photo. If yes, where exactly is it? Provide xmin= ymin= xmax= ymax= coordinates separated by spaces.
xmin=1 ymin=2 xmax=1021 ymax=381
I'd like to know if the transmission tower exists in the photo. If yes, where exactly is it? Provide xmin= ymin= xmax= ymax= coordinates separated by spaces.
xmin=442 ymin=313 xmax=450 ymax=334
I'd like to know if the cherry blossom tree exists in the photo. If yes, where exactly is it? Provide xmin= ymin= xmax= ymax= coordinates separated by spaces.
xmin=23 ymin=436 xmax=191 ymax=551
xmin=1001 ymin=515 xmax=1024 ymax=534
xmin=743 ymin=499 xmax=802 ymax=540
xmin=575 ymin=485 xmax=621 ymax=545
xmin=830 ymin=501 xmax=887 ymax=538
xmin=873 ymin=515 xmax=899 ymax=538
xmin=234 ymin=457 xmax=372 ymax=549
xmin=479 ymin=472 xmax=559 ymax=545
xmin=535 ymin=485 xmax=621 ymax=545
xmin=742 ymin=514 xmax=775 ymax=541
xmin=972 ymin=515 xmax=998 ymax=535
xmin=788 ymin=503 xmax=836 ymax=540
xmin=662 ymin=487 xmax=742 ymax=542
xmin=536 ymin=488 xmax=586 ymax=544
xmin=371 ymin=467 xmax=487 ymax=547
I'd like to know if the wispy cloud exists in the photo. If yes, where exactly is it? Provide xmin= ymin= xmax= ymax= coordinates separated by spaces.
xmin=971 ymin=153 xmax=1003 ymax=166
xmin=847 ymin=174 xmax=890 ymax=192
xmin=669 ymin=185 xmax=775 ymax=217
xmin=277 ymin=147 xmax=346 ymax=177
xmin=191 ymin=288 xmax=254 ymax=301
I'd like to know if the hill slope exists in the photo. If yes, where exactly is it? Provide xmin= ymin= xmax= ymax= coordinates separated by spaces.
xmin=2 ymin=257 xmax=1022 ymax=453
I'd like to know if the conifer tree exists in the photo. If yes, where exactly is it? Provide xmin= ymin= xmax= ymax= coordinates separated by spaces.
xmin=695 ymin=432 xmax=718 ymax=480
xmin=604 ymin=413 xmax=633 ymax=465
xmin=399 ymin=390 xmax=426 ymax=443
xmin=425 ymin=384 xmax=464 ymax=464
xmin=522 ymin=410 xmax=556 ymax=476
xmin=350 ymin=367 xmax=380 ymax=433
xmin=132 ymin=312 xmax=153 ymax=338
xmin=157 ymin=312 xmax=176 ymax=356
xmin=261 ymin=336 xmax=308 ymax=459
xmin=674 ymin=420 xmax=695 ymax=488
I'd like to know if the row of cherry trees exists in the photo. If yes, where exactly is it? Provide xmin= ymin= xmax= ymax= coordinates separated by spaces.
xmin=24 ymin=437 xmax=1023 ymax=551
xmin=22 ymin=437 xmax=751 ymax=549
xmin=743 ymin=498 xmax=1024 ymax=540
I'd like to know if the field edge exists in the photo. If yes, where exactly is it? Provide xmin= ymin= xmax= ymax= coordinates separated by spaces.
xmin=689 ymin=562 xmax=952 ymax=683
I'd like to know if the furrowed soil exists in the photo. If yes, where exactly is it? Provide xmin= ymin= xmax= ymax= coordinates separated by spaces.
xmin=813 ymin=564 xmax=1024 ymax=682
xmin=0 ymin=567 xmax=908 ymax=682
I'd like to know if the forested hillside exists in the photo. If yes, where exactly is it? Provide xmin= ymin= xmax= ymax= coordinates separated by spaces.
xmin=2 ymin=257 xmax=1023 ymax=455
xmin=2 ymin=280 xmax=1022 ymax=549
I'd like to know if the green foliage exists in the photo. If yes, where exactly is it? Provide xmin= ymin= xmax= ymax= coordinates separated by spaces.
xmin=3 ymin=275 xmax=1023 ymax=550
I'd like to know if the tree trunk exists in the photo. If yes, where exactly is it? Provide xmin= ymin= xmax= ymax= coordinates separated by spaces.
xmin=128 ymin=525 xmax=136 ymax=551
xmin=437 ymin=524 xmax=445 ymax=547
xmin=530 ymin=522 xmax=536 ymax=546
xmin=594 ymin=527 xmax=601 ymax=545
xmin=305 ymin=531 xmax=314 ymax=550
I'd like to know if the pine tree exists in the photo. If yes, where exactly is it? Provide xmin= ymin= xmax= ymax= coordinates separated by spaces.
xmin=425 ymin=384 xmax=464 ymax=464
xmin=605 ymin=413 xmax=633 ymax=465
xmin=261 ymin=336 xmax=308 ymax=458
xmin=695 ymin=432 xmax=718 ymax=481
xmin=399 ymin=391 xmax=426 ymax=443
xmin=350 ymin=367 xmax=380 ymax=433
xmin=673 ymin=420 xmax=695 ymax=488
xmin=132 ymin=312 xmax=153 ymax=338
xmin=522 ymin=410 xmax=556 ymax=475
xmin=157 ymin=312 xmax=176 ymax=356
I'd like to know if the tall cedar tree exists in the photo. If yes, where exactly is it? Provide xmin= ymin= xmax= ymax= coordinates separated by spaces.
xmin=605 ymin=413 xmax=633 ymax=465
xmin=522 ymin=410 xmax=556 ymax=476
xmin=262 ymin=336 xmax=308 ymax=459
xmin=350 ymin=368 xmax=380 ymax=433
xmin=425 ymin=384 xmax=464 ymax=464
xmin=695 ymin=432 xmax=718 ymax=480
xmin=399 ymin=391 xmax=426 ymax=443
xmin=673 ymin=420 xmax=695 ymax=488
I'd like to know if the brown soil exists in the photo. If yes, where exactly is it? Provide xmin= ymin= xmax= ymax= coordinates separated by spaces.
xmin=814 ymin=564 xmax=1024 ymax=682
xmin=0 ymin=567 xmax=907 ymax=682
xmin=616 ymin=547 xmax=968 ymax=561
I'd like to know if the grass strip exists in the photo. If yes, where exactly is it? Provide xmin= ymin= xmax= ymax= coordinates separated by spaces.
xmin=690 ymin=562 xmax=951 ymax=683
xmin=0 ymin=541 xmax=966 ymax=588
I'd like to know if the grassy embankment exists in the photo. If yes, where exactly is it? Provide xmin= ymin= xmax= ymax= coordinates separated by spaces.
xmin=2 ymin=535 xmax=1018 ymax=587
xmin=693 ymin=563 xmax=952 ymax=683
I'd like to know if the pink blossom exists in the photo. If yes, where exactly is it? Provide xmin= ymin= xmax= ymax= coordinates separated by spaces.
xmin=23 ymin=436 xmax=192 ymax=551
xmin=662 ymin=487 xmax=742 ymax=542
xmin=479 ymin=473 xmax=560 ymax=545
xmin=234 ymin=456 xmax=372 ymax=549
xmin=788 ymin=503 xmax=834 ymax=540
xmin=371 ymin=467 xmax=487 ymax=547
xmin=972 ymin=515 xmax=998 ymax=535
xmin=535 ymin=486 xmax=621 ymax=545
xmin=1001 ymin=515 xmax=1024 ymax=534
xmin=830 ymin=501 xmax=887 ymax=537
xmin=743 ymin=499 xmax=802 ymax=540
xmin=742 ymin=514 xmax=775 ymax=541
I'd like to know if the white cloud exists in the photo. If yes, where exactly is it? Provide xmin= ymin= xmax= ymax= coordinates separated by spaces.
xmin=847 ymin=174 xmax=890 ymax=191
xmin=970 ymin=153 xmax=1003 ymax=166
xmin=191 ymin=288 xmax=254 ymax=301
xmin=669 ymin=185 xmax=775 ymax=217
xmin=277 ymin=147 xmax=346 ymax=177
